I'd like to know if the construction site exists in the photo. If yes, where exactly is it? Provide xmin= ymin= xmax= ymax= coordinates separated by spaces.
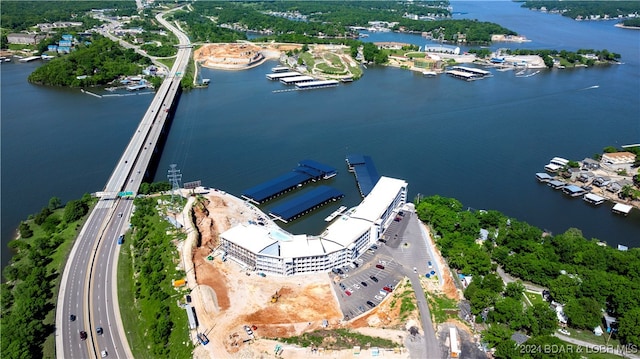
xmin=175 ymin=188 xmax=465 ymax=359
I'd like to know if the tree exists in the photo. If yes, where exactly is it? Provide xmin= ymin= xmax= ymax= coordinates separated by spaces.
xmin=564 ymin=297 xmax=602 ymax=330
xmin=34 ymin=207 xmax=52 ymax=225
xmin=526 ymin=303 xmax=557 ymax=336
xmin=618 ymin=308 xmax=640 ymax=345
xmin=63 ymin=199 xmax=87 ymax=223
xmin=504 ymin=281 xmax=525 ymax=299
xmin=18 ymin=221 xmax=33 ymax=239
xmin=48 ymin=196 xmax=62 ymax=211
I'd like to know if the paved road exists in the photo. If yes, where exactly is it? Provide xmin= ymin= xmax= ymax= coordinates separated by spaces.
xmin=56 ymin=6 xmax=192 ymax=359
xmin=555 ymin=334 xmax=640 ymax=359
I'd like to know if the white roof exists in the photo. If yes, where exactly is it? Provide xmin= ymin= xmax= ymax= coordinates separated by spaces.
xmin=612 ymin=203 xmax=633 ymax=214
xmin=321 ymin=216 xmax=372 ymax=248
xmin=221 ymin=224 xmax=276 ymax=253
xmin=584 ymin=193 xmax=606 ymax=202
xmin=279 ymin=236 xmax=342 ymax=257
xmin=351 ymin=176 xmax=407 ymax=223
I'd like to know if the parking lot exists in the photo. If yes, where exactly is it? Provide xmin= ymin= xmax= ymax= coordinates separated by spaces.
xmin=332 ymin=248 xmax=405 ymax=320
xmin=332 ymin=210 xmax=441 ymax=320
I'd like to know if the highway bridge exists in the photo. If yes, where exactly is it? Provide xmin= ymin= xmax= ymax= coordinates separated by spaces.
xmin=55 ymin=7 xmax=192 ymax=359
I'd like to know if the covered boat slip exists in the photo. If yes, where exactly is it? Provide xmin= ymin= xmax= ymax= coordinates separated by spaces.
xmin=269 ymin=186 xmax=344 ymax=223
xmin=346 ymin=154 xmax=381 ymax=197
xmin=266 ymin=71 xmax=300 ymax=80
xmin=295 ymin=80 xmax=339 ymax=90
xmin=280 ymin=75 xmax=315 ymax=85
xmin=241 ymin=160 xmax=337 ymax=204
xmin=562 ymin=185 xmax=588 ymax=197
xmin=583 ymin=193 xmax=606 ymax=206
xmin=536 ymin=172 xmax=553 ymax=182
xmin=612 ymin=203 xmax=633 ymax=216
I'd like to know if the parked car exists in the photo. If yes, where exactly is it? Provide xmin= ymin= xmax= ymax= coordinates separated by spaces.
xmin=375 ymin=264 xmax=385 ymax=270
xmin=370 ymin=276 xmax=379 ymax=282
xmin=428 ymin=261 xmax=433 ymax=268
xmin=374 ymin=295 xmax=383 ymax=300
xmin=339 ymin=283 xmax=346 ymax=290
xmin=243 ymin=325 xmax=253 ymax=336
xmin=353 ymin=284 xmax=360 ymax=290
xmin=360 ymin=281 xmax=368 ymax=287
xmin=366 ymin=301 xmax=375 ymax=308
xmin=558 ymin=328 xmax=570 ymax=336
xmin=345 ymin=290 xmax=352 ymax=296
xmin=383 ymin=286 xmax=393 ymax=293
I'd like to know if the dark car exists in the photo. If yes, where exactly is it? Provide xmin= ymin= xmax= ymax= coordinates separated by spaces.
xmin=366 ymin=301 xmax=375 ymax=308
xmin=96 ymin=327 xmax=103 ymax=335
xmin=70 ymin=314 xmax=76 ymax=322
xmin=360 ymin=281 xmax=368 ymax=287
xmin=375 ymin=264 xmax=385 ymax=270
xmin=370 ymin=276 xmax=379 ymax=282
xmin=80 ymin=331 xmax=87 ymax=341
xmin=339 ymin=283 xmax=346 ymax=290
xmin=117 ymin=235 xmax=124 ymax=245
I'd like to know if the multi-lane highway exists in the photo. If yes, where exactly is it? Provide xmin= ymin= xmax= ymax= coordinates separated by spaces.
xmin=56 ymin=7 xmax=191 ymax=359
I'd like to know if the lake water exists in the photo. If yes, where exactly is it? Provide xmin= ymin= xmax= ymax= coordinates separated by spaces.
xmin=1 ymin=0 xmax=639 ymax=269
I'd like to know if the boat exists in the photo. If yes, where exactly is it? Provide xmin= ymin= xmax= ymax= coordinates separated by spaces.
xmin=423 ymin=71 xmax=437 ymax=77
xmin=324 ymin=206 xmax=347 ymax=222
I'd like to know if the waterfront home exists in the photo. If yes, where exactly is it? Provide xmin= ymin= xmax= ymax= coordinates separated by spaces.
xmin=581 ymin=158 xmax=600 ymax=170
xmin=592 ymin=176 xmax=611 ymax=187
xmin=607 ymin=179 xmax=633 ymax=193
xmin=577 ymin=172 xmax=594 ymax=183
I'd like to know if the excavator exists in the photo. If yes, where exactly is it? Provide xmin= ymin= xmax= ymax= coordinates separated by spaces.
xmin=270 ymin=290 xmax=281 ymax=303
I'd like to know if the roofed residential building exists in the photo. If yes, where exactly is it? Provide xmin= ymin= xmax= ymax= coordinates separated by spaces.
xmin=601 ymin=152 xmax=635 ymax=165
xmin=7 ymin=33 xmax=46 ymax=45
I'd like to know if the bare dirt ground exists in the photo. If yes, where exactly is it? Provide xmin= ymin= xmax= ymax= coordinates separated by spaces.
xmin=182 ymin=189 xmax=465 ymax=358
xmin=194 ymin=43 xmax=301 ymax=70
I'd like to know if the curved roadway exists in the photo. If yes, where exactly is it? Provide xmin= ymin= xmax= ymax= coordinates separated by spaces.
xmin=56 ymin=7 xmax=191 ymax=359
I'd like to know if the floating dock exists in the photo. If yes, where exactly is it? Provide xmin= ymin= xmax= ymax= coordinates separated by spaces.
xmin=266 ymin=71 xmax=300 ymax=80
xmin=535 ymin=172 xmax=553 ymax=182
xmin=324 ymin=205 xmax=347 ymax=222
xmin=612 ymin=203 xmax=633 ymax=216
xmin=269 ymin=186 xmax=344 ymax=223
xmin=583 ymin=193 xmax=606 ymax=206
xmin=272 ymin=66 xmax=290 ymax=73
xmin=295 ymin=80 xmax=339 ymax=90
xmin=19 ymin=56 xmax=40 ymax=63
xmin=452 ymin=66 xmax=492 ymax=77
xmin=547 ymin=180 xmax=566 ymax=190
xmin=280 ymin=75 xmax=315 ymax=85
xmin=562 ymin=185 xmax=588 ymax=197
xmin=446 ymin=66 xmax=492 ymax=81
xmin=241 ymin=160 xmax=337 ymax=204
xmin=346 ymin=154 xmax=380 ymax=197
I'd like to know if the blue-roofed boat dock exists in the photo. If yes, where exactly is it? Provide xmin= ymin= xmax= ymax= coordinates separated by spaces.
xmin=346 ymin=154 xmax=381 ymax=197
xmin=241 ymin=160 xmax=337 ymax=204
xmin=269 ymin=186 xmax=344 ymax=223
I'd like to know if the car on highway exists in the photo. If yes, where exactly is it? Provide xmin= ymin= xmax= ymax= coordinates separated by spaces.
xmin=118 ymin=212 xmax=123 ymax=218
xmin=360 ymin=281 xmax=368 ymax=287
xmin=79 ymin=331 xmax=87 ymax=341
xmin=375 ymin=264 xmax=385 ymax=270
xmin=370 ymin=276 xmax=378 ymax=282
xmin=366 ymin=301 xmax=375 ymax=308
xmin=101 ymin=350 xmax=108 ymax=357
xmin=117 ymin=235 xmax=124 ymax=245
xmin=70 ymin=314 xmax=76 ymax=322
xmin=96 ymin=327 xmax=103 ymax=335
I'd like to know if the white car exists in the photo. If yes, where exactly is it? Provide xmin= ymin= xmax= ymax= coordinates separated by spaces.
xmin=353 ymin=284 xmax=361 ymax=290
xmin=374 ymin=295 xmax=383 ymax=301
xmin=558 ymin=328 xmax=570 ymax=336
xmin=101 ymin=350 xmax=108 ymax=358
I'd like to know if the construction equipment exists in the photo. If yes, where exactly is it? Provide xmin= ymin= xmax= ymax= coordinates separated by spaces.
xmin=270 ymin=291 xmax=281 ymax=303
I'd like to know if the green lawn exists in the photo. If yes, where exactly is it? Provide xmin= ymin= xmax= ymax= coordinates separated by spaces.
xmin=426 ymin=292 xmax=458 ymax=324
xmin=524 ymin=291 xmax=545 ymax=306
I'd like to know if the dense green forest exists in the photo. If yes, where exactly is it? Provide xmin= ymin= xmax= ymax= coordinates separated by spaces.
xmin=0 ymin=1 xmax=137 ymax=31
xmin=1 ymin=195 xmax=94 ymax=359
xmin=520 ymin=1 xmax=640 ymax=20
xmin=622 ymin=18 xmax=640 ymax=27
xmin=415 ymin=189 xmax=640 ymax=352
xmin=28 ymin=35 xmax=151 ymax=87
xmin=185 ymin=1 xmax=516 ymax=44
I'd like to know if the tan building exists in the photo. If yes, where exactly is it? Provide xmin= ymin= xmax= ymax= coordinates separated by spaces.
xmin=7 ymin=33 xmax=46 ymax=45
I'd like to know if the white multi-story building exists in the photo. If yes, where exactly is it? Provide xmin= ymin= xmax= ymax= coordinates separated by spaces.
xmin=220 ymin=176 xmax=408 ymax=276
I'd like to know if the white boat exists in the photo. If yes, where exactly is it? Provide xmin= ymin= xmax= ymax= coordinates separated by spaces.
xmin=324 ymin=206 xmax=347 ymax=222
xmin=423 ymin=71 xmax=437 ymax=77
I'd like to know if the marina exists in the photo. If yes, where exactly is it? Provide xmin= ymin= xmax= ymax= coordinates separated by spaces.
xmin=346 ymin=154 xmax=381 ymax=197
xmin=544 ymin=157 xmax=570 ymax=173
xmin=241 ymin=160 xmax=337 ymax=204
xmin=269 ymin=185 xmax=344 ymax=223
xmin=547 ymin=180 xmax=566 ymax=190
xmin=535 ymin=172 xmax=553 ymax=183
xmin=584 ymin=193 xmax=606 ymax=206
xmin=271 ymin=66 xmax=290 ymax=73
xmin=451 ymin=66 xmax=492 ymax=77
xmin=324 ymin=205 xmax=348 ymax=222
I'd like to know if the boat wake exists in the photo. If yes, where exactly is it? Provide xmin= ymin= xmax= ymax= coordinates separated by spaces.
xmin=581 ymin=85 xmax=600 ymax=90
